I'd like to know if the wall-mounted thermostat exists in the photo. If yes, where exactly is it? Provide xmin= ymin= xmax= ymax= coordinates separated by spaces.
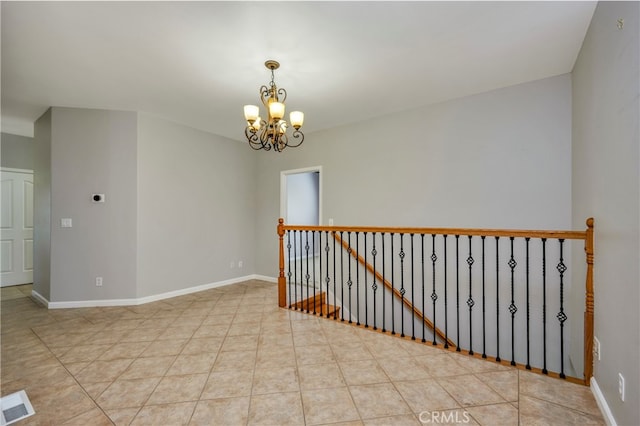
xmin=92 ymin=194 xmax=105 ymax=203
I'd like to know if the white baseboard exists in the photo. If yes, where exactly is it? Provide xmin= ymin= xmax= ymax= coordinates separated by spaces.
xmin=252 ymin=274 xmax=277 ymax=283
xmin=33 ymin=274 xmax=278 ymax=309
xmin=591 ymin=377 xmax=617 ymax=426
xmin=30 ymin=290 xmax=50 ymax=308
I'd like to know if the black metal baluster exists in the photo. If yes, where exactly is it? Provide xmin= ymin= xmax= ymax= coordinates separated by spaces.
xmin=542 ymin=238 xmax=548 ymax=374
xmin=421 ymin=234 xmax=426 ymax=343
xmin=444 ymin=235 xmax=449 ymax=349
xmin=300 ymin=231 xmax=304 ymax=311
xmin=313 ymin=231 xmax=317 ymax=314
xmin=305 ymin=231 xmax=310 ymax=312
xmin=382 ymin=233 xmax=387 ymax=333
xmin=481 ymin=236 xmax=487 ymax=358
xmin=372 ymin=233 xmax=378 ymax=330
xmin=508 ymin=237 xmax=518 ymax=366
xmin=318 ymin=231 xmax=329 ymax=316
xmin=287 ymin=230 xmax=292 ymax=308
xmin=293 ymin=231 xmax=298 ymax=309
xmin=431 ymin=234 xmax=438 ymax=345
xmin=391 ymin=233 xmax=395 ymax=335
xmin=364 ymin=232 xmax=368 ymax=328
xmin=557 ymin=239 xmax=567 ymax=379
xmin=399 ymin=233 xmax=406 ymax=337
xmin=467 ymin=236 xmax=475 ymax=356
xmin=347 ymin=232 xmax=353 ymax=324
xmin=355 ymin=232 xmax=360 ymax=326
xmin=495 ymin=236 xmax=501 ymax=362
xmin=455 ymin=235 xmax=461 ymax=351
xmin=324 ymin=231 xmax=330 ymax=316
xmin=411 ymin=233 xmax=415 ymax=340
xmin=525 ymin=237 xmax=531 ymax=369
xmin=311 ymin=231 xmax=316 ymax=315
xmin=338 ymin=232 xmax=343 ymax=321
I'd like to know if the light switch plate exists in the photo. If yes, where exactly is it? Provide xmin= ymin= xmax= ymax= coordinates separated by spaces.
xmin=61 ymin=218 xmax=72 ymax=228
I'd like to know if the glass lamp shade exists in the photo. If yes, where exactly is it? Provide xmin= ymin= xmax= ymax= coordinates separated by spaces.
xmin=251 ymin=118 xmax=261 ymax=131
xmin=244 ymin=105 xmax=259 ymax=122
xmin=269 ymin=102 xmax=285 ymax=120
xmin=290 ymin=111 xmax=304 ymax=129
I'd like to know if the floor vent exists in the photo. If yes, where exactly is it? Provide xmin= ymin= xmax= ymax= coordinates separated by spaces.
xmin=1 ymin=391 xmax=35 ymax=425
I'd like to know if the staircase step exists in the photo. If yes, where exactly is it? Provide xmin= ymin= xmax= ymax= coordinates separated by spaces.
xmin=291 ymin=292 xmax=340 ymax=317
xmin=291 ymin=292 xmax=324 ymax=309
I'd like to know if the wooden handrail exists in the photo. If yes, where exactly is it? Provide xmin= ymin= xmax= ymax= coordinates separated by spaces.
xmin=280 ymin=224 xmax=586 ymax=240
xmin=333 ymin=232 xmax=455 ymax=347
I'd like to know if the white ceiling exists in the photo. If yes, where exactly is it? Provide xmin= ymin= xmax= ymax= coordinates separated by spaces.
xmin=1 ymin=1 xmax=597 ymax=140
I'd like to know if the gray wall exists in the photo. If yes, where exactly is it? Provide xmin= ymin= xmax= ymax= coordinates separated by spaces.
xmin=255 ymin=74 xmax=573 ymax=277
xmin=1 ymin=132 xmax=35 ymax=170
xmin=572 ymin=2 xmax=639 ymax=424
xmin=33 ymin=109 xmax=52 ymax=300
xmin=32 ymin=108 xmax=258 ymax=303
xmin=136 ymin=114 xmax=257 ymax=297
xmin=49 ymin=108 xmax=138 ymax=302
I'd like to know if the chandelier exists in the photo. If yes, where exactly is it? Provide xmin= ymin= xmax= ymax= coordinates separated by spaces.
xmin=243 ymin=60 xmax=304 ymax=152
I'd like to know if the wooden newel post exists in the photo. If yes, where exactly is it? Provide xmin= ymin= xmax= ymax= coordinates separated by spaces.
xmin=277 ymin=218 xmax=286 ymax=308
xmin=583 ymin=217 xmax=595 ymax=385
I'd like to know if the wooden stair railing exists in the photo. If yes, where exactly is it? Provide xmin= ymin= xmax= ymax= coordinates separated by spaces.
xmin=333 ymin=232 xmax=455 ymax=348
xmin=277 ymin=218 xmax=595 ymax=386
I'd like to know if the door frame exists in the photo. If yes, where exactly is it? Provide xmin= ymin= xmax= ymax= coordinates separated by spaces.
xmin=280 ymin=165 xmax=323 ymax=226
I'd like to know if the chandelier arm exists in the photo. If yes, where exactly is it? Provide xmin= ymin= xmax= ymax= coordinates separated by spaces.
xmin=283 ymin=129 xmax=304 ymax=148
xmin=245 ymin=120 xmax=274 ymax=151
xmin=245 ymin=127 xmax=265 ymax=150
xmin=262 ymin=127 xmax=278 ymax=152
xmin=259 ymin=85 xmax=271 ymax=107
xmin=277 ymin=133 xmax=289 ymax=152
xmin=277 ymin=88 xmax=287 ymax=103
xmin=258 ymin=133 xmax=272 ymax=151
xmin=259 ymin=124 xmax=271 ymax=145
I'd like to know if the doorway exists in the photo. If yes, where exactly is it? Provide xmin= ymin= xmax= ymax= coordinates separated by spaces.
xmin=1 ymin=168 xmax=34 ymax=287
xmin=280 ymin=166 xmax=321 ymax=226
xmin=281 ymin=166 xmax=322 ymax=258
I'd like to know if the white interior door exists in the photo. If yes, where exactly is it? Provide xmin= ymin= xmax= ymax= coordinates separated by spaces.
xmin=1 ymin=168 xmax=34 ymax=287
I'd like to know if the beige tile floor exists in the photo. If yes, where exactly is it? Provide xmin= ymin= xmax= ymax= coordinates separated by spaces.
xmin=1 ymin=280 xmax=604 ymax=425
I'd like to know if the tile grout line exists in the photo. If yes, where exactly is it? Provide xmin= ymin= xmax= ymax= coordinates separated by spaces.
xmin=95 ymin=302 xmax=171 ymax=424
xmin=292 ymin=311 xmax=310 ymax=426
xmin=179 ymin=295 xmax=220 ymax=425
xmin=27 ymin=308 xmax=119 ymax=424
xmin=327 ymin=320 xmax=405 ymax=424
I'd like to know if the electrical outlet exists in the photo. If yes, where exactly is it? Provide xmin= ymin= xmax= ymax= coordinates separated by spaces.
xmin=238 ymin=260 xmax=243 ymax=268
xmin=593 ymin=337 xmax=601 ymax=361
xmin=230 ymin=262 xmax=235 ymax=269
xmin=96 ymin=277 xmax=103 ymax=287
xmin=618 ymin=373 xmax=625 ymax=401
